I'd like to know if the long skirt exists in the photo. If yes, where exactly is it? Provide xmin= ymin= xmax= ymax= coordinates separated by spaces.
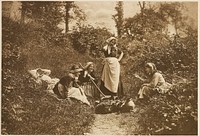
xmin=138 ymin=86 xmax=154 ymax=99
xmin=100 ymin=77 xmax=124 ymax=98
xmin=138 ymin=82 xmax=172 ymax=99
xmin=81 ymin=82 xmax=100 ymax=99
xmin=68 ymin=87 xmax=90 ymax=106
xmin=53 ymin=83 xmax=67 ymax=99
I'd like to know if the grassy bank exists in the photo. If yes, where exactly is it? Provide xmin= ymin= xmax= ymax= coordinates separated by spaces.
xmin=2 ymin=17 xmax=95 ymax=135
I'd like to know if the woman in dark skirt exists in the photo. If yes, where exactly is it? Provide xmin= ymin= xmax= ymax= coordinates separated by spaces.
xmin=100 ymin=37 xmax=124 ymax=98
xmin=79 ymin=62 xmax=100 ymax=99
xmin=53 ymin=74 xmax=90 ymax=106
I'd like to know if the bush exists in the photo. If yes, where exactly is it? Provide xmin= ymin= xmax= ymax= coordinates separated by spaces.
xmin=120 ymin=31 xmax=197 ymax=77
xmin=70 ymin=24 xmax=113 ymax=57
xmin=138 ymin=81 xmax=197 ymax=135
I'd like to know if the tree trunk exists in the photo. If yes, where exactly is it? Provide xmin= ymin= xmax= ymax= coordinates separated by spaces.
xmin=65 ymin=2 xmax=72 ymax=33
xmin=174 ymin=21 xmax=178 ymax=35
xmin=20 ymin=2 xmax=25 ymax=24
xmin=113 ymin=1 xmax=124 ymax=38
xmin=138 ymin=2 xmax=145 ymax=30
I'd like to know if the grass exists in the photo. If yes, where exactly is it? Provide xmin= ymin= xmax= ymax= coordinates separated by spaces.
xmin=2 ymin=72 xmax=95 ymax=135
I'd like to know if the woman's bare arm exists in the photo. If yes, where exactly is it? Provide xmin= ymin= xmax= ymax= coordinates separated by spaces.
xmin=134 ymin=74 xmax=145 ymax=82
xmin=118 ymin=51 xmax=124 ymax=61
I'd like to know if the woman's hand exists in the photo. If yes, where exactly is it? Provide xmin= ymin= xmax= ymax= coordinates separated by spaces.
xmin=134 ymin=74 xmax=145 ymax=82
xmin=36 ymin=78 xmax=43 ymax=85
xmin=142 ymin=83 xmax=149 ymax=87
xmin=88 ymin=74 xmax=95 ymax=80
xmin=133 ymin=74 xmax=140 ymax=78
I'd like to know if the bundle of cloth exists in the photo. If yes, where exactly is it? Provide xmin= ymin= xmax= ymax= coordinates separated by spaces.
xmin=95 ymin=98 xmax=135 ymax=114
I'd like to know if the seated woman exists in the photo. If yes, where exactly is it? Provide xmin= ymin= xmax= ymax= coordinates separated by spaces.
xmin=68 ymin=64 xmax=83 ymax=88
xmin=135 ymin=63 xmax=172 ymax=100
xmin=53 ymin=74 xmax=90 ymax=106
xmin=79 ymin=62 xmax=100 ymax=98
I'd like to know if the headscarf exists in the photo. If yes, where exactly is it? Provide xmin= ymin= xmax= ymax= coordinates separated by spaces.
xmin=70 ymin=64 xmax=83 ymax=74
xmin=104 ymin=37 xmax=118 ymax=55
xmin=145 ymin=63 xmax=157 ymax=75
xmin=83 ymin=62 xmax=94 ymax=70
xmin=106 ymin=37 xmax=117 ymax=43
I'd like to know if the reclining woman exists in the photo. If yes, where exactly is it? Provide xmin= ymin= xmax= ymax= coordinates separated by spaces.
xmin=100 ymin=37 xmax=124 ymax=99
xmin=135 ymin=62 xmax=172 ymax=101
xmin=53 ymin=65 xmax=90 ymax=106
xmin=28 ymin=68 xmax=59 ymax=92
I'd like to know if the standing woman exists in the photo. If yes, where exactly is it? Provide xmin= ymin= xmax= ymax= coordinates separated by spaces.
xmin=79 ymin=62 xmax=100 ymax=99
xmin=100 ymin=37 xmax=124 ymax=98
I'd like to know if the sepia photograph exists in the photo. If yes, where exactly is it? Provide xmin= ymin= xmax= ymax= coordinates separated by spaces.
xmin=1 ymin=1 xmax=198 ymax=135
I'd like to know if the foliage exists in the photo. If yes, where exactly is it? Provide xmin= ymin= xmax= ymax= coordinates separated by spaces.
xmin=21 ymin=1 xmax=86 ymax=33
xmin=70 ymin=24 xmax=113 ymax=57
xmin=63 ymin=1 xmax=86 ymax=32
xmin=2 ymin=17 xmax=27 ymax=71
xmin=69 ymin=2 xmax=86 ymax=22
xmin=123 ymin=2 xmax=187 ymax=39
xmin=121 ymin=81 xmax=197 ymax=135
xmin=159 ymin=2 xmax=185 ymax=34
xmin=124 ymin=6 xmax=168 ymax=39
xmin=120 ymin=27 xmax=197 ymax=79
xmin=113 ymin=1 xmax=124 ymax=37
xmin=139 ymin=81 xmax=197 ymax=135
xmin=21 ymin=1 xmax=65 ymax=45
xmin=21 ymin=2 xmax=63 ymax=27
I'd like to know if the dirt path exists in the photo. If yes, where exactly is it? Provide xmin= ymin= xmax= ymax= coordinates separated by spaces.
xmin=86 ymin=113 xmax=127 ymax=135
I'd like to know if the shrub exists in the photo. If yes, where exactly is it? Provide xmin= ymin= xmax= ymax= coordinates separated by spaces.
xmin=70 ymin=24 xmax=113 ymax=57
xmin=138 ymin=81 xmax=197 ymax=135
xmin=120 ymin=31 xmax=197 ymax=77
